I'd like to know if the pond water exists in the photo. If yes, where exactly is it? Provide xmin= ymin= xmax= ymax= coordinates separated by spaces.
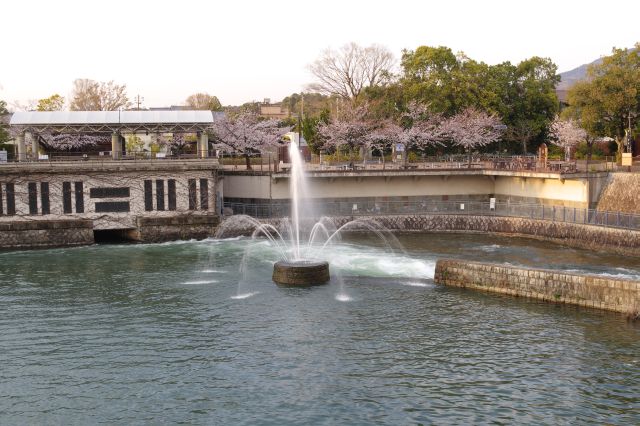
xmin=1 ymin=233 xmax=639 ymax=424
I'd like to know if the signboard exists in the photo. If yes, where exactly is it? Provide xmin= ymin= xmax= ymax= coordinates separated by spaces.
xmin=622 ymin=153 xmax=633 ymax=167
xmin=395 ymin=144 xmax=405 ymax=152
xmin=0 ymin=150 xmax=7 ymax=163
xmin=490 ymin=197 xmax=496 ymax=210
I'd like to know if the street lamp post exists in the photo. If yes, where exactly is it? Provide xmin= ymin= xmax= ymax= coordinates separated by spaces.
xmin=494 ymin=124 xmax=507 ymax=155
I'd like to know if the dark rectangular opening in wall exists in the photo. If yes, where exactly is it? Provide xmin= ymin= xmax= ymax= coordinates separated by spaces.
xmin=156 ymin=180 xmax=165 ymax=211
xmin=93 ymin=229 xmax=137 ymax=244
xmin=41 ymin=182 xmax=50 ymax=215
xmin=63 ymin=182 xmax=72 ymax=214
xmin=188 ymin=179 xmax=197 ymax=210
xmin=95 ymin=201 xmax=130 ymax=213
xmin=5 ymin=183 xmax=15 ymax=216
xmin=199 ymin=179 xmax=209 ymax=210
xmin=90 ymin=187 xmax=130 ymax=198
xmin=28 ymin=182 xmax=38 ymax=215
xmin=75 ymin=182 xmax=84 ymax=213
xmin=168 ymin=179 xmax=176 ymax=211
xmin=144 ymin=180 xmax=153 ymax=211
xmin=0 ymin=184 xmax=4 ymax=215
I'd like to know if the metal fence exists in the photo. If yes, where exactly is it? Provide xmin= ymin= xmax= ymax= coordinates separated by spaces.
xmin=0 ymin=150 xmax=218 ymax=163
xmin=3 ymin=150 xmax=637 ymax=173
xmin=223 ymin=200 xmax=640 ymax=231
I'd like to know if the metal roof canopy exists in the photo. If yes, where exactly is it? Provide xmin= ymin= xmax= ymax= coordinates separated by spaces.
xmin=10 ymin=111 xmax=218 ymax=134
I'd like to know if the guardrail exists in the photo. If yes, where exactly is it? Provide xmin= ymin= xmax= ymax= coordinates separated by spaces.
xmin=3 ymin=150 xmax=635 ymax=173
xmin=0 ymin=150 xmax=220 ymax=165
xmin=223 ymin=200 xmax=640 ymax=231
xmin=217 ymin=155 xmax=581 ymax=173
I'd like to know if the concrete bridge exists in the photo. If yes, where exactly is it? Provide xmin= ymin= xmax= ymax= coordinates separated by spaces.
xmin=222 ymin=168 xmax=610 ymax=209
xmin=0 ymin=159 xmax=625 ymax=250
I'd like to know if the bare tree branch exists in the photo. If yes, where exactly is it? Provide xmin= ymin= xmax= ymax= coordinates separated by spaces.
xmin=307 ymin=43 xmax=394 ymax=101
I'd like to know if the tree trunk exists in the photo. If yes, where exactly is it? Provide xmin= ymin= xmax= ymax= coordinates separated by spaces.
xmin=467 ymin=150 xmax=472 ymax=168
xmin=245 ymin=153 xmax=252 ymax=170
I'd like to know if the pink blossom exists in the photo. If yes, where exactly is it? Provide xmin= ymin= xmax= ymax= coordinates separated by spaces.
xmin=549 ymin=117 xmax=586 ymax=161
xmin=210 ymin=113 xmax=290 ymax=153
xmin=441 ymin=108 xmax=504 ymax=152
xmin=38 ymin=133 xmax=109 ymax=151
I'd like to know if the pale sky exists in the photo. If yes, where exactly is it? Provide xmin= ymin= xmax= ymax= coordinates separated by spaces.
xmin=2 ymin=0 xmax=638 ymax=110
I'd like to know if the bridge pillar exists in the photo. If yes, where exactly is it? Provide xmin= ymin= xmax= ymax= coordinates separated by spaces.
xmin=29 ymin=132 xmax=39 ymax=159
xmin=16 ymin=132 xmax=26 ymax=162
xmin=111 ymin=133 xmax=120 ymax=160
xmin=199 ymin=132 xmax=209 ymax=158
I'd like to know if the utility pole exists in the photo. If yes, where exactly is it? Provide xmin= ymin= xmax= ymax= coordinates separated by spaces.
xmin=134 ymin=95 xmax=144 ymax=111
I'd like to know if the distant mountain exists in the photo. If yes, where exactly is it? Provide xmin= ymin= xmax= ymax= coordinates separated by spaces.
xmin=556 ymin=57 xmax=603 ymax=103
xmin=557 ymin=57 xmax=603 ymax=91
xmin=556 ymin=47 xmax=639 ymax=103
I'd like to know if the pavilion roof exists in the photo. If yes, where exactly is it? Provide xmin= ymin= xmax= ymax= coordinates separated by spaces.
xmin=9 ymin=110 xmax=219 ymax=134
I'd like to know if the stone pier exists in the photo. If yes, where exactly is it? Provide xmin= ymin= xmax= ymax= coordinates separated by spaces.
xmin=434 ymin=258 xmax=640 ymax=314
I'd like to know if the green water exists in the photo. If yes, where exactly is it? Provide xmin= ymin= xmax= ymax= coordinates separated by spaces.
xmin=0 ymin=233 xmax=639 ymax=424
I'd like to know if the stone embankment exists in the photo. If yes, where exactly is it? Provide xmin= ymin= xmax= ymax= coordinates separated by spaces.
xmin=131 ymin=214 xmax=220 ymax=242
xmin=220 ymin=214 xmax=640 ymax=257
xmin=597 ymin=172 xmax=640 ymax=213
xmin=0 ymin=219 xmax=94 ymax=249
xmin=434 ymin=258 xmax=640 ymax=315
xmin=337 ymin=215 xmax=640 ymax=257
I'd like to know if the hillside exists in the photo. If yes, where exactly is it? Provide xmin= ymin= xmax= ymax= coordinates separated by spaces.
xmin=557 ymin=57 xmax=602 ymax=91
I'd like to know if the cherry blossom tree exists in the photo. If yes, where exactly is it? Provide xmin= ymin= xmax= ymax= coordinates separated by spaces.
xmin=318 ymin=102 xmax=446 ymax=166
xmin=210 ymin=112 xmax=290 ymax=169
xmin=549 ymin=116 xmax=586 ymax=161
xmin=364 ymin=121 xmax=401 ymax=165
xmin=317 ymin=104 xmax=374 ymax=162
xmin=395 ymin=102 xmax=447 ymax=165
xmin=441 ymin=107 xmax=504 ymax=166
xmin=37 ymin=133 xmax=109 ymax=151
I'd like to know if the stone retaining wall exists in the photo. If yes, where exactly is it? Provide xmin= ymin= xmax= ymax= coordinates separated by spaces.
xmin=597 ymin=173 xmax=640 ymax=213
xmin=236 ymin=214 xmax=640 ymax=257
xmin=331 ymin=215 xmax=640 ymax=257
xmin=0 ymin=219 xmax=94 ymax=249
xmin=132 ymin=214 xmax=220 ymax=243
xmin=434 ymin=258 xmax=640 ymax=314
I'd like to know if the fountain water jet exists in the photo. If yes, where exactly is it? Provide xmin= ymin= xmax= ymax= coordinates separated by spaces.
xmin=215 ymin=138 xmax=405 ymax=291
xmin=271 ymin=138 xmax=330 ymax=286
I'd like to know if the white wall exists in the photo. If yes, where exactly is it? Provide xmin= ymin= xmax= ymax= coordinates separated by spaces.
xmin=224 ymin=173 xmax=591 ymax=205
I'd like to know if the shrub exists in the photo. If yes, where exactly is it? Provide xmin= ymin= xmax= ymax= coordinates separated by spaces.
xmin=575 ymin=141 xmax=605 ymax=160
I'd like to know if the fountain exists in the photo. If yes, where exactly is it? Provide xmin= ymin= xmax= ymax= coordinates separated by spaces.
xmin=271 ymin=137 xmax=330 ymax=286
xmin=215 ymin=137 xmax=405 ymax=290
xmin=272 ymin=259 xmax=330 ymax=286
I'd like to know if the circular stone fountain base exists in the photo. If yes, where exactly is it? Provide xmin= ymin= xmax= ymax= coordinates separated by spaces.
xmin=272 ymin=260 xmax=330 ymax=286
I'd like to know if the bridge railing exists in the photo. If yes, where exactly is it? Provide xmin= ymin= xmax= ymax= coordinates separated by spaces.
xmin=223 ymin=200 xmax=640 ymax=231
xmin=0 ymin=150 xmax=219 ymax=164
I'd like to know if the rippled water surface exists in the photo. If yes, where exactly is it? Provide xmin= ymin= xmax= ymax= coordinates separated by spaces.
xmin=1 ymin=233 xmax=639 ymax=424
